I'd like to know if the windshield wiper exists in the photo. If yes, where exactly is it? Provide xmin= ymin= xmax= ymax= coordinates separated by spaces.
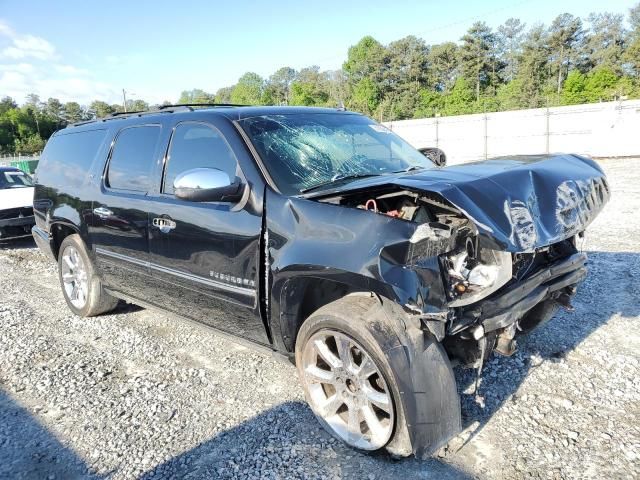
xmin=300 ymin=173 xmax=381 ymax=194
xmin=393 ymin=165 xmax=425 ymax=174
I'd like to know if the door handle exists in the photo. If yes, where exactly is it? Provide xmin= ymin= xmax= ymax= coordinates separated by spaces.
xmin=93 ymin=207 xmax=113 ymax=218
xmin=152 ymin=217 xmax=176 ymax=233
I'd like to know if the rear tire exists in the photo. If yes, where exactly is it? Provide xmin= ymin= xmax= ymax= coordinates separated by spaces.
xmin=57 ymin=234 xmax=118 ymax=317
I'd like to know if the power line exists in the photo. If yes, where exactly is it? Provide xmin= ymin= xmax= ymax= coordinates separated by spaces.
xmin=303 ymin=0 xmax=537 ymax=69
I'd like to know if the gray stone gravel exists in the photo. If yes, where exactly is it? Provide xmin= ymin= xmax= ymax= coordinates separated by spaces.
xmin=0 ymin=158 xmax=638 ymax=479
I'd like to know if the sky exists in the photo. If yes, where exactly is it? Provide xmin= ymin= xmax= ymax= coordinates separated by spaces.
xmin=0 ymin=0 xmax=637 ymax=106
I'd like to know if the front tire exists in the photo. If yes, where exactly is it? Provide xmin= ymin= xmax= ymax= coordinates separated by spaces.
xmin=296 ymin=295 xmax=416 ymax=456
xmin=58 ymin=234 xmax=118 ymax=317
xmin=298 ymin=326 xmax=396 ymax=451
xmin=296 ymin=295 xmax=461 ymax=458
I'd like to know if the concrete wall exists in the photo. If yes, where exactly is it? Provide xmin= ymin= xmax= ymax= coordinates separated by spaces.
xmin=384 ymin=99 xmax=640 ymax=164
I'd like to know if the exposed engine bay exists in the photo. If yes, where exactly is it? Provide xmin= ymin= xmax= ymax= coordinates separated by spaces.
xmin=316 ymin=186 xmax=516 ymax=308
xmin=317 ymin=186 xmax=464 ymax=225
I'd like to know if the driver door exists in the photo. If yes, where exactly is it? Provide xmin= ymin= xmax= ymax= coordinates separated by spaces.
xmin=146 ymin=121 xmax=268 ymax=345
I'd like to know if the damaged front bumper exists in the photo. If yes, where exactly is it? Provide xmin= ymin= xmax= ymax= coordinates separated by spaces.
xmin=456 ymin=251 xmax=586 ymax=334
xmin=440 ymin=251 xmax=587 ymax=365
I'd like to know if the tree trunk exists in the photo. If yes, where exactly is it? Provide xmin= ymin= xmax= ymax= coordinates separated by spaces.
xmin=557 ymin=45 xmax=564 ymax=96
xmin=33 ymin=113 xmax=40 ymax=136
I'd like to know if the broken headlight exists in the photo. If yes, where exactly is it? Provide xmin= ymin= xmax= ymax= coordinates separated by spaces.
xmin=442 ymin=245 xmax=512 ymax=307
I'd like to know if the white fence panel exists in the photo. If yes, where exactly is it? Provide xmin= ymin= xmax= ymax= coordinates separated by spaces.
xmin=438 ymin=114 xmax=485 ymax=163
xmin=487 ymin=109 xmax=547 ymax=158
xmin=385 ymin=99 xmax=640 ymax=164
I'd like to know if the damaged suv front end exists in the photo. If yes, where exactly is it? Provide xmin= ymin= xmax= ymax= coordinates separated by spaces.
xmin=238 ymin=109 xmax=609 ymax=457
xmin=302 ymin=153 xmax=609 ymax=357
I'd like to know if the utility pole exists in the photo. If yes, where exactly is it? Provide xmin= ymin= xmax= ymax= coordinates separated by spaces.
xmin=122 ymin=89 xmax=128 ymax=112
xmin=33 ymin=110 xmax=40 ymax=136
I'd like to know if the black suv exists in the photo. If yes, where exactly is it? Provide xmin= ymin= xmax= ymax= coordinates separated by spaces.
xmin=32 ymin=105 xmax=609 ymax=457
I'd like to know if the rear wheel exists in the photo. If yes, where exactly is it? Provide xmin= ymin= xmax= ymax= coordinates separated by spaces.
xmin=58 ymin=234 xmax=118 ymax=317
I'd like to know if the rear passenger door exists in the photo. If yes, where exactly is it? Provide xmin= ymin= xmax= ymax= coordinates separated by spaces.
xmin=146 ymin=120 xmax=268 ymax=345
xmin=90 ymin=124 xmax=163 ymax=294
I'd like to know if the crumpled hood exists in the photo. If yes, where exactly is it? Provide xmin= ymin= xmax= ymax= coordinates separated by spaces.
xmin=314 ymin=154 xmax=610 ymax=252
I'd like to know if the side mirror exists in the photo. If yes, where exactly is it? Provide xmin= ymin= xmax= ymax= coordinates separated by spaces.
xmin=418 ymin=147 xmax=446 ymax=167
xmin=174 ymin=168 xmax=243 ymax=202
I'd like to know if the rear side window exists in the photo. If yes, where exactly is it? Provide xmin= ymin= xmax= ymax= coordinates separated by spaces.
xmin=107 ymin=125 xmax=161 ymax=192
xmin=163 ymin=123 xmax=238 ymax=195
xmin=38 ymin=129 xmax=107 ymax=188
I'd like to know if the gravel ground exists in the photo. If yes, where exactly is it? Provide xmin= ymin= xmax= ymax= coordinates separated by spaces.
xmin=0 ymin=158 xmax=638 ymax=479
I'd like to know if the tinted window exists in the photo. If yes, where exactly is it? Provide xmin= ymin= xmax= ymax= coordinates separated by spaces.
xmin=107 ymin=125 xmax=161 ymax=192
xmin=163 ymin=123 xmax=237 ymax=195
xmin=38 ymin=129 xmax=107 ymax=188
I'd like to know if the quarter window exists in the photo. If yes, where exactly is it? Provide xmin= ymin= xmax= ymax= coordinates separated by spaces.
xmin=163 ymin=123 xmax=238 ymax=195
xmin=38 ymin=129 xmax=108 ymax=188
xmin=107 ymin=125 xmax=161 ymax=192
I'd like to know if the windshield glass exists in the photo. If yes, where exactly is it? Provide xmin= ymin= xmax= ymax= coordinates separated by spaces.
xmin=239 ymin=113 xmax=433 ymax=194
xmin=0 ymin=170 xmax=33 ymax=189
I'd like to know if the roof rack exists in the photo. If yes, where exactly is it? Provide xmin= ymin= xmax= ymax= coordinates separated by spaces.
xmin=68 ymin=103 xmax=251 ymax=128
xmin=69 ymin=110 xmax=155 ymax=127
xmin=105 ymin=110 xmax=146 ymax=118
xmin=157 ymin=103 xmax=248 ymax=110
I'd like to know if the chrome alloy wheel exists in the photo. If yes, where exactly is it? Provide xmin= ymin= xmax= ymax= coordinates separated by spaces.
xmin=301 ymin=330 xmax=394 ymax=450
xmin=61 ymin=245 xmax=89 ymax=309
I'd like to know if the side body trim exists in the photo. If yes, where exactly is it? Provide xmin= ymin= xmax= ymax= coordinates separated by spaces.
xmin=95 ymin=247 xmax=256 ymax=299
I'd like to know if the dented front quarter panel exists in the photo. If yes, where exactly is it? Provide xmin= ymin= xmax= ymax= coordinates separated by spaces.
xmin=266 ymin=189 xmax=453 ymax=350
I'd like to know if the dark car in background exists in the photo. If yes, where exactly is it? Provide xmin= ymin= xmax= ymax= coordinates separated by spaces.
xmin=0 ymin=166 xmax=35 ymax=241
xmin=31 ymin=105 xmax=609 ymax=458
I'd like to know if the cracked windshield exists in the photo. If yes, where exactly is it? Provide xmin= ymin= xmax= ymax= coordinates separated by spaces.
xmin=240 ymin=113 xmax=433 ymax=194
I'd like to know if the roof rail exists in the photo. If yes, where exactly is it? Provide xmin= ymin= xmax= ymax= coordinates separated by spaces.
xmin=69 ymin=108 xmax=179 ymax=127
xmin=157 ymin=103 xmax=248 ymax=110
xmin=106 ymin=110 xmax=145 ymax=117
xmin=69 ymin=110 xmax=149 ymax=127
xmin=67 ymin=103 xmax=250 ymax=128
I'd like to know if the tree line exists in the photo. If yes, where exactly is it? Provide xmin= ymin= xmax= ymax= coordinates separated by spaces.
xmin=1 ymin=4 xmax=639 ymax=154
xmin=0 ymin=95 xmax=151 ymax=154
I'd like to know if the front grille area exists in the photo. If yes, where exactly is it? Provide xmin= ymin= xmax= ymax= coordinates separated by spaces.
xmin=512 ymin=252 xmax=542 ymax=281
xmin=511 ymin=238 xmax=578 ymax=283
xmin=0 ymin=207 xmax=34 ymax=220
